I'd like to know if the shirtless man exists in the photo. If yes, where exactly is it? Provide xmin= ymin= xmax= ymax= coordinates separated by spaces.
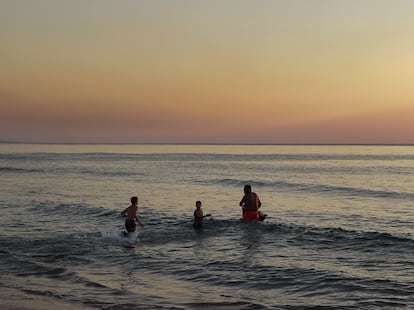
xmin=121 ymin=196 xmax=143 ymax=233
xmin=239 ymin=185 xmax=261 ymax=220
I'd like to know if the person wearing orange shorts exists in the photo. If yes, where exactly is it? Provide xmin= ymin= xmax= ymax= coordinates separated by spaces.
xmin=239 ymin=184 xmax=261 ymax=221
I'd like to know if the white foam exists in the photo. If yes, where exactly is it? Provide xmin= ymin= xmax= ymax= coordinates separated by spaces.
xmin=100 ymin=225 xmax=140 ymax=242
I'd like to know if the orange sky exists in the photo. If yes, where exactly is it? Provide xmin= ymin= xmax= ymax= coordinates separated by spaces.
xmin=1 ymin=1 xmax=414 ymax=144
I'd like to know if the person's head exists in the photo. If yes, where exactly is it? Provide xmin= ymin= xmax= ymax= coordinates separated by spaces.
xmin=244 ymin=184 xmax=252 ymax=194
xmin=195 ymin=200 xmax=202 ymax=208
xmin=131 ymin=196 xmax=138 ymax=205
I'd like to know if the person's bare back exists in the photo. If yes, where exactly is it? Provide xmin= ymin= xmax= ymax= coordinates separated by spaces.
xmin=121 ymin=196 xmax=143 ymax=233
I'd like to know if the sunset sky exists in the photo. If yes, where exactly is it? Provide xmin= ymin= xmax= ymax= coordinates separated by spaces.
xmin=1 ymin=0 xmax=414 ymax=144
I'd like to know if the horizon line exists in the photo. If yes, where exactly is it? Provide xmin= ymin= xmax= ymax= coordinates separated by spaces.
xmin=1 ymin=141 xmax=414 ymax=147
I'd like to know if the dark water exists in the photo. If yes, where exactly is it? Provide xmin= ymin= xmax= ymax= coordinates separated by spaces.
xmin=0 ymin=144 xmax=413 ymax=309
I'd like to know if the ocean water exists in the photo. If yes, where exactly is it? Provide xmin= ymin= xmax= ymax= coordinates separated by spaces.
xmin=0 ymin=144 xmax=413 ymax=309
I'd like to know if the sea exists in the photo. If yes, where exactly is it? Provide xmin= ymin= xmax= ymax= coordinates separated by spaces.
xmin=0 ymin=144 xmax=413 ymax=309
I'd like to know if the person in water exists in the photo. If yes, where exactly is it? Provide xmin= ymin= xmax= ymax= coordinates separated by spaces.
xmin=239 ymin=184 xmax=262 ymax=220
xmin=193 ymin=200 xmax=211 ymax=228
xmin=121 ymin=196 xmax=143 ymax=233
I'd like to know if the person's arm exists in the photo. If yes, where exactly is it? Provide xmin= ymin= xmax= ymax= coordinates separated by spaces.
xmin=239 ymin=195 xmax=245 ymax=207
xmin=135 ymin=216 xmax=144 ymax=227
xmin=202 ymin=214 xmax=211 ymax=218
xmin=253 ymin=193 xmax=261 ymax=209
xmin=120 ymin=207 xmax=128 ymax=217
